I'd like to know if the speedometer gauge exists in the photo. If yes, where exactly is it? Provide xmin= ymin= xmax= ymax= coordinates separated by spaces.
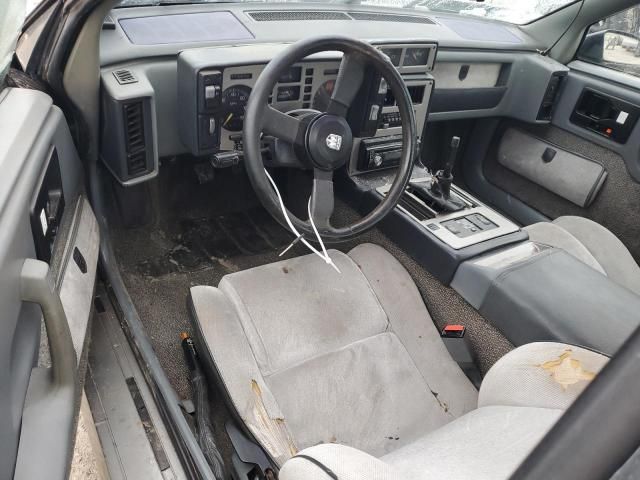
xmin=312 ymin=80 xmax=335 ymax=112
xmin=221 ymin=85 xmax=252 ymax=131
xmin=403 ymin=48 xmax=430 ymax=67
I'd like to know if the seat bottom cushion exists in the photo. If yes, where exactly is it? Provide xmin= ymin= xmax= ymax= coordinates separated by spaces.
xmin=382 ymin=405 xmax=561 ymax=479
xmin=278 ymin=343 xmax=609 ymax=480
xmin=280 ymin=406 xmax=561 ymax=480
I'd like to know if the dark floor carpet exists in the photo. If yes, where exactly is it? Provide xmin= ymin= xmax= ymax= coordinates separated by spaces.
xmin=109 ymin=160 xmax=513 ymax=475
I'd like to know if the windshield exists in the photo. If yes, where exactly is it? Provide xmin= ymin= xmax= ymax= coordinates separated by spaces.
xmin=116 ymin=0 xmax=579 ymax=25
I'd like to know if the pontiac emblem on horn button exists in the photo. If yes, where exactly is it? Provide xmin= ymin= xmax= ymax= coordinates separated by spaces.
xmin=326 ymin=134 xmax=342 ymax=151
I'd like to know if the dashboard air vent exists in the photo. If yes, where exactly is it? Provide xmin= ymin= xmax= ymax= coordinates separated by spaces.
xmin=348 ymin=12 xmax=435 ymax=24
xmin=248 ymin=10 xmax=351 ymax=21
xmin=113 ymin=69 xmax=137 ymax=85
xmin=127 ymin=150 xmax=147 ymax=176
xmin=122 ymin=101 xmax=148 ymax=176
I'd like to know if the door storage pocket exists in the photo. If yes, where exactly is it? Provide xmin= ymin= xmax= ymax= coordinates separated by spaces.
xmin=498 ymin=128 xmax=607 ymax=208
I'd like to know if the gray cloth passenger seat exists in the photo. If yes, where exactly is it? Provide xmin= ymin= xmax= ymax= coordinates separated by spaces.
xmin=525 ymin=216 xmax=640 ymax=296
xmin=279 ymin=342 xmax=608 ymax=479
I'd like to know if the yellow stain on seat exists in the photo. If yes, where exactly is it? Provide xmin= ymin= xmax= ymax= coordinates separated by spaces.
xmin=539 ymin=350 xmax=596 ymax=390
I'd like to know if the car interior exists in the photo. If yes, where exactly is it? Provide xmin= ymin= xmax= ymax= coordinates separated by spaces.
xmin=3 ymin=0 xmax=640 ymax=478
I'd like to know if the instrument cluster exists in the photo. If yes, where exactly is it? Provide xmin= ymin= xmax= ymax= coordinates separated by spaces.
xmin=177 ymin=43 xmax=436 ymax=158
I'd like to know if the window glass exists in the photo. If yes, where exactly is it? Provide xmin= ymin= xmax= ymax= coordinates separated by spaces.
xmin=26 ymin=0 xmax=43 ymax=15
xmin=578 ymin=5 xmax=640 ymax=78
xmin=0 ymin=0 xmax=26 ymax=84
xmin=116 ymin=0 xmax=578 ymax=25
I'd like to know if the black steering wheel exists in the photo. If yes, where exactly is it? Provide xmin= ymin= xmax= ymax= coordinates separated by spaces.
xmin=243 ymin=35 xmax=417 ymax=241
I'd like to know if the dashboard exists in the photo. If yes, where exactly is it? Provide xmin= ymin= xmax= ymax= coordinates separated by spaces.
xmin=175 ymin=43 xmax=436 ymax=174
xmin=98 ymin=4 xmax=567 ymax=186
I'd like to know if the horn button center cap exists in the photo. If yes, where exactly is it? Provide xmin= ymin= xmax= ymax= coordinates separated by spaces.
xmin=306 ymin=114 xmax=353 ymax=171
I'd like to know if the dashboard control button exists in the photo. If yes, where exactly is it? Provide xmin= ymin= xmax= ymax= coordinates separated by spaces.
xmin=378 ymin=78 xmax=388 ymax=94
xmin=205 ymin=84 xmax=220 ymax=101
xmin=198 ymin=115 xmax=219 ymax=150
xmin=369 ymin=105 xmax=380 ymax=121
xmin=445 ymin=224 xmax=461 ymax=235
xmin=199 ymin=70 xmax=222 ymax=111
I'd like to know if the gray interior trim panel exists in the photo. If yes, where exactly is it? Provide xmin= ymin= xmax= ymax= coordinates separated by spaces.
xmin=87 ymin=286 xmax=187 ymax=480
xmin=429 ymin=50 xmax=567 ymax=122
xmin=101 ymin=66 xmax=159 ymax=185
xmin=100 ymin=4 xmax=542 ymax=66
xmin=431 ymin=62 xmax=502 ymax=89
xmin=119 ymin=10 xmax=254 ymax=45
xmin=59 ymin=196 xmax=100 ymax=361
xmin=498 ymin=127 xmax=607 ymax=207
xmin=0 ymin=88 xmax=86 ymax=479
xmin=554 ymin=61 xmax=640 ymax=183
xmin=461 ymin=118 xmax=549 ymax=226
xmin=104 ymin=48 xmax=571 ymax=159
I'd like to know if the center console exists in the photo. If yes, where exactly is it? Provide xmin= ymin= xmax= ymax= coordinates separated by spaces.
xmin=350 ymin=128 xmax=527 ymax=285
xmin=377 ymin=179 xmax=519 ymax=249
xmin=352 ymin=162 xmax=528 ymax=284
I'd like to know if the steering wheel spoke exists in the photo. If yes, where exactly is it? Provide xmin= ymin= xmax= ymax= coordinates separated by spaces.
xmin=262 ymin=105 xmax=306 ymax=145
xmin=243 ymin=36 xmax=416 ymax=241
xmin=310 ymin=169 xmax=335 ymax=231
xmin=264 ymin=138 xmax=308 ymax=169
xmin=326 ymin=52 xmax=366 ymax=118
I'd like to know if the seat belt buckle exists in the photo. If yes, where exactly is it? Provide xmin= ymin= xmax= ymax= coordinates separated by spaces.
xmin=441 ymin=324 xmax=466 ymax=338
xmin=441 ymin=324 xmax=482 ymax=388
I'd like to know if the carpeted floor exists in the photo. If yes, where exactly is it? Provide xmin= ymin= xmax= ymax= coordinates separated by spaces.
xmin=109 ymin=160 xmax=512 ymax=475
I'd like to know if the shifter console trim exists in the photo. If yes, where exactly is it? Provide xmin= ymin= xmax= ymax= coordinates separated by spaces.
xmin=378 ymin=179 xmax=520 ymax=249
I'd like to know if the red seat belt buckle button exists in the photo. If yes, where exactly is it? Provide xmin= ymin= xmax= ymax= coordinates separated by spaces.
xmin=441 ymin=324 xmax=465 ymax=338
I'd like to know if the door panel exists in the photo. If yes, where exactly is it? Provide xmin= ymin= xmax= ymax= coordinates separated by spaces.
xmin=484 ymin=119 xmax=640 ymax=261
xmin=552 ymin=61 xmax=640 ymax=182
xmin=479 ymin=61 xmax=640 ymax=262
xmin=0 ymin=87 xmax=99 ymax=479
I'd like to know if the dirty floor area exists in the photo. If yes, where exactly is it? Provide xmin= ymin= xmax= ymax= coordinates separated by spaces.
xmin=110 ymin=160 xmax=312 ymax=470
xmin=109 ymin=159 xmax=512 ymax=473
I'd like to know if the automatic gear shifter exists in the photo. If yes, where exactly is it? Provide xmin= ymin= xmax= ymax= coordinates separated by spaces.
xmin=411 ymin=136 xmax=466 ymax=213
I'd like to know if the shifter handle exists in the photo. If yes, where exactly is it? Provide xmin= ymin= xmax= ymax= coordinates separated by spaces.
xmin=443 ymin=136 xmax=460 ymax=177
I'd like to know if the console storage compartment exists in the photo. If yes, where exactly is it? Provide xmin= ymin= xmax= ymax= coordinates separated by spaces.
xmin=452 ymin=244 xmax=640 ymax=355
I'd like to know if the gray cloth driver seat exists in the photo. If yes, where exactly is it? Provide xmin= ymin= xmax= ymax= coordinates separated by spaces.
xmin=189 ymin=243 xmax=607 ymax=479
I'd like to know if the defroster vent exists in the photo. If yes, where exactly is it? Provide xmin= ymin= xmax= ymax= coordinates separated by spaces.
xmin=246 ymin=10 xmax=435 ymax=24
xmin=248 ymin=10 xmax=351 ymax=21
xmin=348 ymin=12 xmax=435 ymax=24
